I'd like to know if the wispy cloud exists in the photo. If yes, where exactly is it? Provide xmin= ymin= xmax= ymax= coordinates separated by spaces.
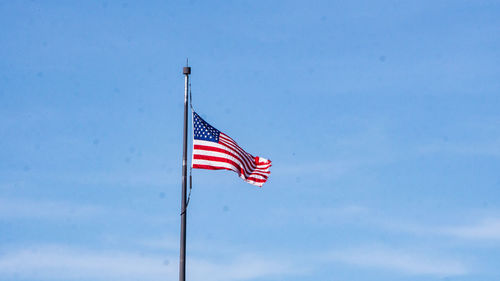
xmin=326 ymin=245 xmax=468 ymax=276
xmin=273 ymin=161 xmax=354 ymax=179
xmin=11 ymin=169 xmax=178 ymax=187
xmin=418 ymin=139 xmax=500 ymax=157
xmin=139 ymin=235 xmax=181 ymax=252
xmin=0 ymin=197 xmax=104 ymax=220
xmin=0 ymin=197 xmax=175 ymax=224
xmin=0 ymin=245 xmax=301 ymax=281
xmin=441 ymin=218 xmax=500 ymax=240
xmin=0 ymin=245 xmax=175 ymax=280
xmin=189 ymin=254 xmax=302 ymax=281
xmin=369 ymin=214 xmax=500 ymax=242
xmin=269 ymin=204 xmax=368 ymax=226
xmin=305 ymin=204 xmax=500 ymax=242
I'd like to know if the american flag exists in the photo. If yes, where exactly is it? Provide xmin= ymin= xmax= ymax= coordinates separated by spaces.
xmin=192 ymin=112 xmax=271 ymax=187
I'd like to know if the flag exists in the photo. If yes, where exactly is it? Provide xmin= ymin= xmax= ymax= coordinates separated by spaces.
xmin=192 ymin=112 xmax=271 ymax=187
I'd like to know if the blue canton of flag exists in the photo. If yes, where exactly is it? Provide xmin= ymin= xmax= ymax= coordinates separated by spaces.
xmin=193 ymin=112 xmax=220 ymax=142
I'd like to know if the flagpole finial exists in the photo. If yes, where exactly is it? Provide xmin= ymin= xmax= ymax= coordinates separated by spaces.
xmin=183 ymin=58 xmax=191 ymax=75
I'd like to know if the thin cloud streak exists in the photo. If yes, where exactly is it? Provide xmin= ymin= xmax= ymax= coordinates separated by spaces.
xmin=0 ymin=197 xmax=104 ymax=220
xmin=0 ymin=197 xmax=175 ymax=224
xmin=418 ymin=139 xmax=500 ymax=157
xmin=268 ymin=204 xmax=368 ymax=227
xmin=302 ymin=204 xmax=500 ymax=242
xmin=0 ymin=246 xmax=175 ymax=281
xmin=326 ymin=246 xmax=468 ymax=276
xmin=3 ymin=169 xmax=178 ymax=187
xmin=370 ymin=215 xmax=500 ymax=241
xmin=140 ymin=236 xmax=180 ymax=251
xmin=273 ymin=161 xmax=353 ymax=178
xmin=0 ymin=245 xmax=301 ymax=281
xmin=441 ymin=218 xmax=500 ymax=240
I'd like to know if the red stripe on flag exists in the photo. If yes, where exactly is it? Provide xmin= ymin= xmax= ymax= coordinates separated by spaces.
xmin=193 ymin=154 xmax=269 ymax=180
xmin=193 ymin=144 xmax=262 ymax=175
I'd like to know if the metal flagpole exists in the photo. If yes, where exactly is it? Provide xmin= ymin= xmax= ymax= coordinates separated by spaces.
xmin=179 ymin=64 xmax=191 ymax=281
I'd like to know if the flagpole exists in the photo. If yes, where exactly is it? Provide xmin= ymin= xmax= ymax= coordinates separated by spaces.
xmin=179 ymin=64 xmax=190 ymax=281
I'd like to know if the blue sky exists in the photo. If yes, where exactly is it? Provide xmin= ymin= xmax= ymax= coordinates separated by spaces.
xmin=1 ymin=0 xmax=500 ymax=280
